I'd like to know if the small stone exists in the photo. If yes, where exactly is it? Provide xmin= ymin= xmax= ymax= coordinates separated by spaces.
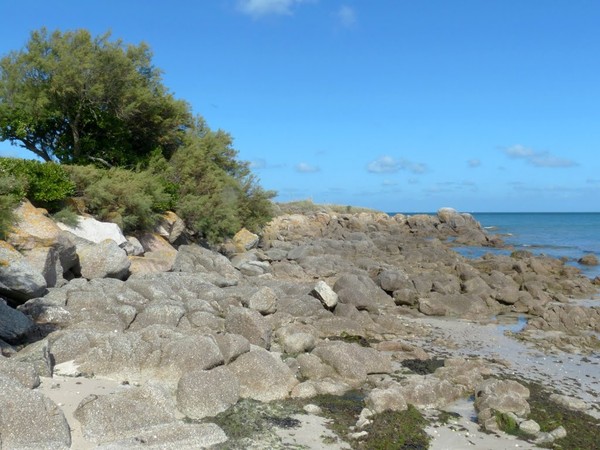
xmin=348 ymin=431 xmax=368 ymax=440
xmin=303 ymin=404 xmax=322 ymax=414
xmin=550 ymin=426 xmax=567 ymax=440
xmin=518 ymin=419 xmax=540 ymax=435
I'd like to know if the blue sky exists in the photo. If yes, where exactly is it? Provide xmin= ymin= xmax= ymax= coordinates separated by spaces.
xmin=1 ymin=0 xmax=599 ymax=212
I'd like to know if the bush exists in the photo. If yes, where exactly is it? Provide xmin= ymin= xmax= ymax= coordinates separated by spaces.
xmin=168 ymin=121 xmax=275 ymax=243
xmin=0 ymin=172 xmax=26 ymax=238
xmin=63 ymin=164 xmax=172 ymax=233
xmin=0 ymin=157 xmax=74 ymax=209
xmin=52 ymin=207 xmax=79 ymax=227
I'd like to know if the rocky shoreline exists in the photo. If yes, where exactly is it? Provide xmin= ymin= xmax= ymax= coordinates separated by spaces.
xmin=1 ymin=202 xmax=599 ymax=449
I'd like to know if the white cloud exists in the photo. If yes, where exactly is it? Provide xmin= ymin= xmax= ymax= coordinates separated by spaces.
xmin=336 ymin=5 xmax=357 ymax=27
xmin=467 ymin=159 xmax=481 ymax=168
xmin=367 ymin=156 xmax=427 ymax=174
xmin=249 ymin=158 xmax=267 ymax=169
xmin=295 ymin=162 xmax=320 ymax=173
xmin=503 ymin=145 xmax=577 ymax=168
xmin=237 ymin=0 xmax=309 ymax=17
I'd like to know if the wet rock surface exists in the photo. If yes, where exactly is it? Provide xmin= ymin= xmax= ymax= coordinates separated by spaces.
xmin=1 ymin=207 xmax=599 ymax=448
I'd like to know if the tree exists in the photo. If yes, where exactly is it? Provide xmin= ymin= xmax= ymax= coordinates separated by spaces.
xmin=167 ymin=118 xmax=275 ymax=242
xmin=0 ymin=28 xmax=191 ymax=165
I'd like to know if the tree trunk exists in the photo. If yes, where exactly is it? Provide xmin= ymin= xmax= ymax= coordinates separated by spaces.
xmin=22 ymin=140 xmax=51 ymax=161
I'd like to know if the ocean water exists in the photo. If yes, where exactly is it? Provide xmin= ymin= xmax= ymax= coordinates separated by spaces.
xmin=396 ymin=212 xmax=600 ymax=280
xmin=472 ymin=213 xmax=600 ymax=279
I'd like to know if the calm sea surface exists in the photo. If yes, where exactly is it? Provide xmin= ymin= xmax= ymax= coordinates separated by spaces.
xmin=393 ymin=212 xmax=600 ymax=280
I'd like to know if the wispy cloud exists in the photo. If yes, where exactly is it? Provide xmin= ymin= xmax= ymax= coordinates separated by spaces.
xmin=237 ymin=0 xmax=310 ymax=17
xmin=467 ymin=159 xmax=481 ymax=168
xmin=425 ymin=181 xmax=478 ymax=194
xmin=367 ymin=156 xmax=427 ymax=174
xmin=295 ymin=162 xmax=320 ymax=173
xmin=503 ymin=145 xmax=577 ymax=168
xmin=336 ymin=5 xmax=357 ymax=27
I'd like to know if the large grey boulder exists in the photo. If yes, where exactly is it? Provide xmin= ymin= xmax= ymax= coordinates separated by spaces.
xmin=418 ymin=293 xmax=491 ymax=318
xmin=0 ymin=243 xmax=47 ymax=302
xmin=244 ymin=286 xmax=278 ymax=315
xmin=0 ymin=357 xmax=40 ymax=388
xmin=0 ymin=298 xmax=34 ymax=344
xmin=0 ymin=375 xmax=71 ymax=449
xmin=78 ymin=239 xmax=130 ymax=280
xmin=73 ymin=328 xmax=223 ymax=381
xmin=225 ymin=306 xmax=272 ymax=349
xmin=366 ymin=386 xmax=408 ymax=413
xmin=214 ymin=333 xmax=251 ymax=363
xmin=228 ymin=347 xmax=299 ymax=402
xmin=23 ymin=246 xmax=59 ymax=288
xmin=172 ymin=245 xmax=241 ymax=286
xmin=475 ymin=378 xmax=531 ymax=432
xmin=312 ymin=341 xmax=391 ymax=386
xmin=333 ymin=273 xmax=393 ymax=313
xmin=74 ymin=382 xmax=178 ymax=444
xmin=176 ymin=366 xmax=240 ymax=419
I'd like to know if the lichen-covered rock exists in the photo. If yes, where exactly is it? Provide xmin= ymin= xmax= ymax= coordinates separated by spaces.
xmin=0 ymin=298 xmax=34 ymax=343
xmin=176 ymin=366 xmax=240 ymax=419
xmin=74 ymin=382 xmax=178 ymax=444
xmin=311 ymin=341 xmax=391 ymax=386
xmin=225 ymin=306 xmax=272 ymax=349
xmin=228 ymin=348 xmax=298 ymax=402
xmin=244 ymin=286 xmax=278 ymax=315
xmin=365 ymin=386 xmax=407 ymax=413
xmin=233 ymin=227 xmax=260 ymax=252
xmin=0 ymin=375 xmax=71 ymax=449
xmin=78 ymin=239 xmax=130 ymax=280
xmin=0 ymin=242 xmax=47 ymax=302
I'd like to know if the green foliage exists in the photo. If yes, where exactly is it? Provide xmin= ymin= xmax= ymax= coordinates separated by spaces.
xmin=168 ymin=118 xmax=275 ymax=243
xmin=0 ymin=28 xmax=191 ymax=165
xmin=0 ymin=157 xmax=74 ymax=208
xmin=524 ymin=380 xmax=600 ymax=449
xmin=52 ymin=207 xmax=79 ymax=227
xmin=0 ymin=29 xmax=276 ymax=242
xmin=64 ymin=164 xmax=171 ymax=232
xmin=361 ymin=405 xmax=429 ymax=450
xmin=495 ymin=411 xmax=521 ymax=435
xmin=0 ymin=171 xmax=26 ymax=238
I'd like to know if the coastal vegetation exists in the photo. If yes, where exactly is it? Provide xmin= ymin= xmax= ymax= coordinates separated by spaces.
xmin=0 ymin=28 xmax=275 ymax=242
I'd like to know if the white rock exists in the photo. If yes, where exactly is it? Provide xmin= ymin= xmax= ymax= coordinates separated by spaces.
xmin=57 ymin=216 xmax=127 ymax=245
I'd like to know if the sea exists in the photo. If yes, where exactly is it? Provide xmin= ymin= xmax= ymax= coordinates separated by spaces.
xmin=393 ymin=212 xmax=600 ymax=281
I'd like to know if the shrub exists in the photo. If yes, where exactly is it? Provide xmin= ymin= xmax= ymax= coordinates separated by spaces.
xmin=0 ymin=172 xmax=26 ymax=238
xmin=63 ymin=164 xmax=172 ymax=233
xmin=52 ymin=207 xmax=79 ymax=227
xmin=0 ymin=157 xmax=74 ymax=209
xmin=168 ymin=121 xmax=275 ymax=243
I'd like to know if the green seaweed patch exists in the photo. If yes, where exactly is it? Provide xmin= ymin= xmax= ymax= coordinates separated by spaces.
xmin=401 ymin=358 xmax=445 ymax=375
xmin=208 ymin=398 xmax=304 ymax=449
xmin=310 ymin=390 xmax=366 ymax=437
xmin=494 ymin=411 xmax=530 ymax=438
xmin=435 ymin=410 xmax=461 ymax=425
xmin=359 ymin=405 xmax=430 ymax=450
xmin=308 ymin=391 xmax=430 ymax=450
xmin=524 ymin=381 xmax=600 ymax=449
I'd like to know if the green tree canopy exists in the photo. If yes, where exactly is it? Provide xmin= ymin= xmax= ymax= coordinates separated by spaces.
xmin=0 ymin=28 xmax=191 ymax=165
